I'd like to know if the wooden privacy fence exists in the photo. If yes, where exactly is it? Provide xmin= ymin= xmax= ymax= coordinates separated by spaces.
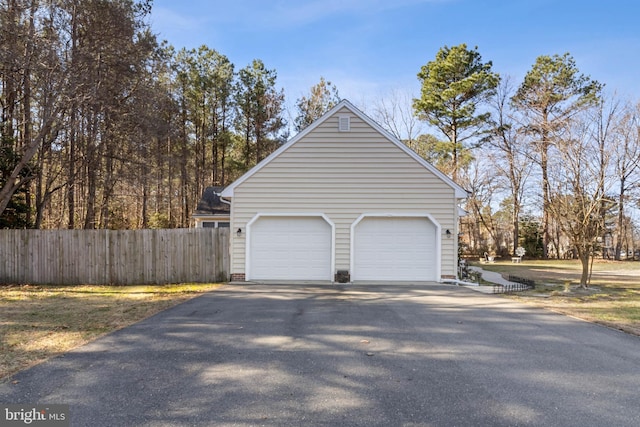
xmin=0 ymin=228 xmax=229 ymax=285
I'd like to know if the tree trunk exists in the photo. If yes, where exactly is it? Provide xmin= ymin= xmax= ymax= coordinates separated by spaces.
xmin=141 ymin=171 xmax=148 ymax=228
xmin=512 ymin=205 xmax=520 ymax=256
xmin=541 ymin=137 xmax=550 ymax=259
xmin=179 ymin=93 xmax=189 ymax=227
xmin=1 ymin=0 xmax=18 ymax=137
xmin=212 ymin=117 xmax=218 ymax=185
xmin=0 ymin=119 xmax=55 ymax=216
xmin=67 ymin=114 xmax=76 ymax=228
xmin=99 ymin=118 xmax=115 ymax=229
xmin=578 ymin=250 xmax=590 ymax=288
xmin=451 ymin=125 xmax=458 ymax=183
xmin=21 ymin=0 xmax=36 ymax=227
xmin=616 ymin=183 xmax=625 ymax=260
xmin=83 ymin=115 xmax=98 ymax=230
xmin=67 ymin=5 xmax=78 ymax=229
xmin=167 ymin=136 xmax=173 ymax=226
xmin=84 ymin=163 xmax=96 ymax=230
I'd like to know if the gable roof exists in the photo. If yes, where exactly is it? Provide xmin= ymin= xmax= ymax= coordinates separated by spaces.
xmin=193 ymin=186 xmax=230 ymax=216
xmin=220 ymin=99 xmax=468 ymax=199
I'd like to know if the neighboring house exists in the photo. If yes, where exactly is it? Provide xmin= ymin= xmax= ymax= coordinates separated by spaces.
xmin=220 ymin=99 xmax=467 ymax=283
xmin=192 ymin=186 xmax=230 ymax=229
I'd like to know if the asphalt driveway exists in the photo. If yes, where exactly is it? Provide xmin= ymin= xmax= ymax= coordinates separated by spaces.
xmin=1 ymin=283 xmax=639 ymax=426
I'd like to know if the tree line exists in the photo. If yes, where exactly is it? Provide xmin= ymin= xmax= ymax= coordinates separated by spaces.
xmin=0 ymin=0 xmax=299 ymax=229
xmin=406 ymin=44 xmax=640 ymax=287
xmin=2 ymin=2 xmax=639 ymax=284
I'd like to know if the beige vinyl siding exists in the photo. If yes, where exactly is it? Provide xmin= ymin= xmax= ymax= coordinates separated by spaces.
xmin=230 ymin=107 xmax=459 ymax=279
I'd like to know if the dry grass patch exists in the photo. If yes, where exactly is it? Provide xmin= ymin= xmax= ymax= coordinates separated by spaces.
xmin=0 ymin=283 xmax=221 ymax=381
xmin=506 ymin=286 xmax=640 ymax=336
xmin=477 ymin=259 xmax=640 ymax=335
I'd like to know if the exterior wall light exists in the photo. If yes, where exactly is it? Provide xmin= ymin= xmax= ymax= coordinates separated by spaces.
xmin=237 ymin=228 xmax=242 ymax=237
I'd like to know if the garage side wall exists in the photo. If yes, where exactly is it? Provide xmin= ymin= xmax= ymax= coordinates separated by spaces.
xmin=229 ymin=106 xmax=459 ymax=281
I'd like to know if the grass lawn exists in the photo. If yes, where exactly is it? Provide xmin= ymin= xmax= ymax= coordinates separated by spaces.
xmin=0 ymin=283 xmax=222 ymax=381
xmin=475 ymin=259 xmax=640 ymax=336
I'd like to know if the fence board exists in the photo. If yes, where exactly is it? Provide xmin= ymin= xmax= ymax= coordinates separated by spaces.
xmin=0 ymin=228 xmax=229 ymax=285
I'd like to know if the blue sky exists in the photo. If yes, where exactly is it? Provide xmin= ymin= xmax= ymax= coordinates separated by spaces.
xmin=149 ymin=0 xmax=640 ymax=108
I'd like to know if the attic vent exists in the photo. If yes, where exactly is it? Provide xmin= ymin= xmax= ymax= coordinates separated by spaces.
xmin=338 ymin=115 xmax=351 ymax=132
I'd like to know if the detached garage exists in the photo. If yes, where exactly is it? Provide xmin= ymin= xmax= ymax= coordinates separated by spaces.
xmin=221 ymin=100 xmax=467 ymax=283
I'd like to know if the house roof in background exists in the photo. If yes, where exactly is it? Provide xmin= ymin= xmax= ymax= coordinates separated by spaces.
xmin=193 ymin=186 xmax=230 ymax=216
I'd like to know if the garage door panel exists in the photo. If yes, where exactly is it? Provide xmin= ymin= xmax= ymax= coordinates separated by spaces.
xmin=249 ymin=217 xmax=331 ymax=281
xmin=353 ymin=217 xmax=437 ymax=281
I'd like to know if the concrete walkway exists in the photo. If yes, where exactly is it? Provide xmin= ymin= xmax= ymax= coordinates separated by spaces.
xmin=464 ymin=266 xmax=516 ymax=293
xmin=469 ymin=266 xmax=514 ymax=285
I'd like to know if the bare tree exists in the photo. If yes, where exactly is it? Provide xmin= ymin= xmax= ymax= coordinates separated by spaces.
xmin=460 ymin=155 xmax=508 ymax=255
xmin=489 ymin=77 xmax=533 ymax=255
xmin=371 ymin=89 xmax=423 ymax=146
xmin=613 ymin=101 xmax=640 ymax=259
xmin=548 ymin=112 xmax=613 ymax=287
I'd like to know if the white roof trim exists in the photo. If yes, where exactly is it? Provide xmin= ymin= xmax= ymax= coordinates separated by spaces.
xmin=220 ymin=99 xmax=468 ymax=199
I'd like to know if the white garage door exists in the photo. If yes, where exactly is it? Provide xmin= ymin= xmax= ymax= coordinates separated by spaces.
xmin=249 ymin=216 xmax=332 ymax=281
xmin=353 ymin=217 xmax=437 ymax=281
